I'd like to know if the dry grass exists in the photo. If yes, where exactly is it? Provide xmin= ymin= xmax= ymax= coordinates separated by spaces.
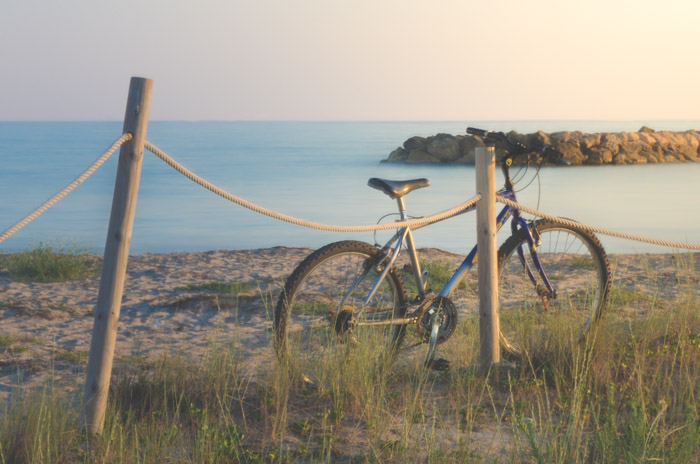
xmin=1 ymin=253 xmax=699 ymax=463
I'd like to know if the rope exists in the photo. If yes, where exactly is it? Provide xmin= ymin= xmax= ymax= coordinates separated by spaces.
xmin=3 ymin=134 xmax=696 ymax=251
xmin=145 ymin=141 xmax=481 ymax=232
xmin=0 ymin=133 xmax=133 ymax=245
xmin=496 ymin=196 xmax=700 ymax=251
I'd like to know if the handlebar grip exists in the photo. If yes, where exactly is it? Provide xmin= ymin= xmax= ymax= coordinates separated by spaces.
xmin=466 ymin=127 xmax=490 ymax=137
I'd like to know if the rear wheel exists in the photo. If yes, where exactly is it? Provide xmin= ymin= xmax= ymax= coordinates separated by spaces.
xmin=497 ymin=220 xmax=610 ymax=358
xmin=274 ymin=241 xmax=408 ymax=382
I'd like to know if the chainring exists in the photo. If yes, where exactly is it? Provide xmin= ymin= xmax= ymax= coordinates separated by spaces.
xmin=334 ymin=307 xmax=356 ymax=336
xmin=417 ymin=296 xmax=457 ymax=345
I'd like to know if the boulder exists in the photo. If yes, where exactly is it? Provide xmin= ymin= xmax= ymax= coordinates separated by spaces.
xmin=557 ymin=141 xmax=585 ymax=165
xmin=459 ymin=135 xmax=485 ymax=162
xmin=619 ymin=141 xmax=643 ymax=155
xmin=456 ymin=152 xmax=476 ymax=165
xmin=580 ymin=133 xmax=602 ymax=150
xmin=426 ymin=134 xmax=461 ymax=161
xmin=383 ymin=127 xmax=700 ymax=166
xmin=403 ymin=136 xmax=426 ymax=152
xmin=407 ymin=148 xmax=441 ymax=163
xmin=386 ymin=147 xmax=408 ymax=162
xmin=587 ymin=148 xmax=613 ymax=165
xmin=527 ymin=130 xmax=551 ymax=148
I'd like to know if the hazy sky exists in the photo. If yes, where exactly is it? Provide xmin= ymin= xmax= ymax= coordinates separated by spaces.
xmin=2 ymin=0 xmax=699 ymax=121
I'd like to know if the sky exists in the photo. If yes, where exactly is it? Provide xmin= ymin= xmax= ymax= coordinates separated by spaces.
xmin=1 ymin=0 xmax=699 ymax=121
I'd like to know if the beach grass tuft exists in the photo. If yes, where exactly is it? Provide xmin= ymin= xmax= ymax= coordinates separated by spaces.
xmin=175 ymin=281 xmax=254 ymax=294
xmin=1 ymin=240 xmax=100 ymax=282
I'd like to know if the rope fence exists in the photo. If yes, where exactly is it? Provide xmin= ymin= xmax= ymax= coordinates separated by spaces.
xmin=1 ymin=133 xmax=699 ymax=251
xmin=145 ymin=141 xmax=700 ymax=251
xmin=144 ymin=141 xmax=481 ymax=232
xmin=0 ymin=133 xmax=132 ymax=245
xmin=495 ymin=197 xmax=700 ymax=251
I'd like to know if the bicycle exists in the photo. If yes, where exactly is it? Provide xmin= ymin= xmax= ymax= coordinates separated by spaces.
xmin=274 ymin=127 xmax=611 ymax=375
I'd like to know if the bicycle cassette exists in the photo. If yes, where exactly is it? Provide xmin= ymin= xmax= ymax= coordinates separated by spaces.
xmin=418 ymin=296 xmax=457 ymax=345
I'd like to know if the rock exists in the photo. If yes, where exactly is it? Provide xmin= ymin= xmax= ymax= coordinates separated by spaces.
xmin=638 ymin=132 xmax=656 ymax=145
xmin=386 ymin=147 xmax=408 ymax=162
xmin=580 ymin=133 xmax=602 ymax=150
xmin=557 ymin=141 xmax=585 ymax=165
xmin=407 ymin=148 xmax=441 ymax=163
xmin=456 ymin=152 xmax=476 ymax=164
xmin=426 ymin=134 xmax=461 ymax=161
xmin=550 ymin=131 xmax=582 ymax=144
xmin=403 ymin=136 xmax=426 ymax=152
xmin=588 ymin=148 xmax=613 ymax=165
xmin=625 ymin=132 xmax=641 ymax=143
xmin=459 ymin=135 xmax=485 ymax=164
xmin=527 ymin=131 xmax=551 ymax=148
xmin=681 ymin=131 xmax=700 ymax=149
xmin=684 ymin=152 xmax=700 ymax=162
xmin=619 ymin=141 xmax=642 ymax=155
xmin=383 ymin=127 xmax=700 ymax=166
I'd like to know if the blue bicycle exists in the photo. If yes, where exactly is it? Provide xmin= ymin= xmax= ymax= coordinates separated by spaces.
xmin=275 ymin=128 xmax=611 ymax=372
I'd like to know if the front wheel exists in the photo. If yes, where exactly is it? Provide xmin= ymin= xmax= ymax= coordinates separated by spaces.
xmin=274 ymin=241 xmax=408 ymax=383
xmin=497 ymin=220 xmax=611 ymax=358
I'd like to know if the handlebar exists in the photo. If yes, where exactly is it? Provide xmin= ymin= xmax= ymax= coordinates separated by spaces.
xmin=466 ymin=127 xmax=569 ymax=165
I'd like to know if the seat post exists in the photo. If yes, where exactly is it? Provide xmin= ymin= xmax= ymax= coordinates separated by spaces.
xmin=396 ymin=197 xmax=407 ymax=220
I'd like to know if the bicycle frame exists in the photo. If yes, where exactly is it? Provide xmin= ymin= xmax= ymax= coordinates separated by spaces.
xmin=354 ymin=183 xmax=558 ymax=323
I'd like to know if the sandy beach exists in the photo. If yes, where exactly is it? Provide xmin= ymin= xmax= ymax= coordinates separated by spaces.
xmin=1 ymin=247 xmax=698 ymax=401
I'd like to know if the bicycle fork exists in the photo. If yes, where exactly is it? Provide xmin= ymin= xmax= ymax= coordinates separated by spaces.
xmin=512 ymin=217 xmax=558 ymax=309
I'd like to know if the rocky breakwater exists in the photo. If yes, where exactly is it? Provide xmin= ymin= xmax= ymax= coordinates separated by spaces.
xmin=383 ymin=127 xmax=700 ymax=165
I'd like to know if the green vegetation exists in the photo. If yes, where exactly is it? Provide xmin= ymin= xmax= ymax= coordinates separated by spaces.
xmin=402 ymin=259 xmax=472 ymax=294
xmin=175 ymin=281 xmax=254 ymax=294
xmin=609 ymin=285 xmax=650 ymax=305
xmin=54 ymin=349 xmax=88 ymax=364
xmin=1 ymin=240 xmax=100 ymax=282
xmin=1 ymin=255 xmax=698 ymax=462
xmin=571 ymin=256 xmax=596 ymax=270
xmin=0 ymin=333 xmax=38 ymax=354
xmin=0 ymin=335 xmax=13 ymax=349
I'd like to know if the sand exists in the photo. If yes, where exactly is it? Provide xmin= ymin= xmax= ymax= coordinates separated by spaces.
xmin=1 ymin=247 xmax=698 ymax=401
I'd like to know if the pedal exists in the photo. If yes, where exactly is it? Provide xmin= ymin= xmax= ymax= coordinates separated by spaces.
xmin=426 ymin=357 xmax=451 ymax=371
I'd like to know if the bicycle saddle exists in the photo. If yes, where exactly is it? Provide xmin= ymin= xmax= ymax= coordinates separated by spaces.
xmin=367 ymin=177 xmax=430 ymax=199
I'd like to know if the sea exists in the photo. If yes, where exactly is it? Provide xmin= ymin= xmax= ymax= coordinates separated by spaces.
xmin=1 ymin=121 xmax=699 ymax=256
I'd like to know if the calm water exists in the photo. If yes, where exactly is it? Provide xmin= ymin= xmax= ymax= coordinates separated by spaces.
xmin=1 ymin=121 xmax=699 ymax=255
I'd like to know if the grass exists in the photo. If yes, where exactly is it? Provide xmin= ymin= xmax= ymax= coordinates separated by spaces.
xmin=402 ymin=259 xmax=472 ymax=294
xmin=1 ymin=253 xmax=699 ymax=462
xmin=0 ymin=334 xmax=39 ymax=354
xmin=0 ymin=240 xmax=100 ymax=282
xmin=175 ymin=281 xmax=254 ymax=294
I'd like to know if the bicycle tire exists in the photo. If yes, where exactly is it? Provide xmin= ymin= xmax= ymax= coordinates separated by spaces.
xmin=497 ymin=220 xmax=611 ymax=358
xmin=274 ymin=240 xmax=408 ymax=380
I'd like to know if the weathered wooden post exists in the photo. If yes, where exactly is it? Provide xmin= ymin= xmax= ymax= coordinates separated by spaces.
xmin=475 ymin=146 xmax=500 ymax=372
xmin=82 ymin=77 xmax=153 ymax=434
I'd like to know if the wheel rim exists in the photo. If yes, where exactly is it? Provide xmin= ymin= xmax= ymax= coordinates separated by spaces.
xmin=498 ymin=226 xmax=607 ymax=358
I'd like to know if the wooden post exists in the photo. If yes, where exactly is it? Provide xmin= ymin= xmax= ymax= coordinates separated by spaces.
xmin=82 ymin=77 xmax=153 ymax=434
xmin=476 ymin=146 xmax=500 ymax=372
